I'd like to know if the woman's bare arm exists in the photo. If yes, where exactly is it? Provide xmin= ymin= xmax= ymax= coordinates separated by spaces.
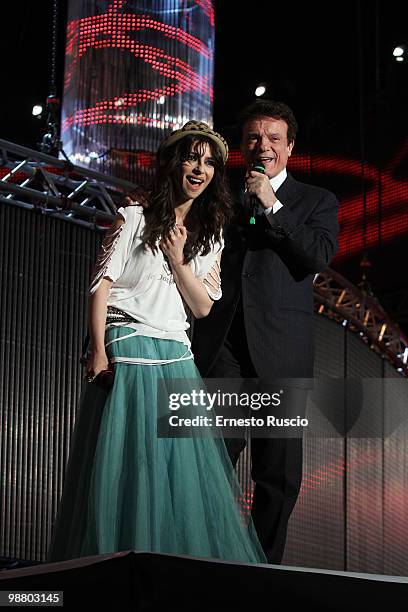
xmin=86 ymin=278 xmax=112 ymax=378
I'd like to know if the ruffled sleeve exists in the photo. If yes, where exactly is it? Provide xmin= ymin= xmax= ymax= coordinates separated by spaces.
xmin=202 ymin=254 xmax=222 ymax=300
xmin=194 ymin=236 xmax=224 ymax=301
xmin=89 ymin=205 xmax=144 ymax=294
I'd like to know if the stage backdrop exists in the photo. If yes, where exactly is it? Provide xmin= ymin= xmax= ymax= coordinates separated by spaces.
xmin=1 ymin=201 xmax=408 ymax=575
xmin=61 ymin=0 xmax=214 ymax=183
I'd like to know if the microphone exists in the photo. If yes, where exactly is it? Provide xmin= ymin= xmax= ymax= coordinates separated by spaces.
xmin=249 ymin=161 xmax=265 ymax=225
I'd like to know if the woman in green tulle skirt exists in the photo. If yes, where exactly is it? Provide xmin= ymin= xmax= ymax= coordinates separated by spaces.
xmin=48 ymin=121 xmax=266 ymax=564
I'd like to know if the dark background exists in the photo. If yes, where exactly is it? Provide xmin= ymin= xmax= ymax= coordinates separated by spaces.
xmin=1 ymin=0 xmax=407 ymax=333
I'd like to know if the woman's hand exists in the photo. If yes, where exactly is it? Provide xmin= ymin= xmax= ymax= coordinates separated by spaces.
xmin=86 ymin=349 xmax=109 ymax=382
xmin=160 ymin=225 xmax=188 ymax=266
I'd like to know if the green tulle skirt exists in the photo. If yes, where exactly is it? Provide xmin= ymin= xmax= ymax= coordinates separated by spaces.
xmin=48 ymin=327 xmax=266 ymax=564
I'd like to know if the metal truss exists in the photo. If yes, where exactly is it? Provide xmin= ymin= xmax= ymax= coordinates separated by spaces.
xmin=314 ymin=268 xmax=408 ymax=376
xmin=0 ymin=139 xmax=138 ymax=231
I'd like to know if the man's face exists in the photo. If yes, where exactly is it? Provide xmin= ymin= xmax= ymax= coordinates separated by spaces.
xmin=241 ymin=116 xmax=294 ymax=178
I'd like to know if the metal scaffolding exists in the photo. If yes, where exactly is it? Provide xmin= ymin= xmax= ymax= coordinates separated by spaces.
xmin=0 ymin=139 xmax=137 ymax=231
xmin=314 ymin=268 xmax=408 ymax=376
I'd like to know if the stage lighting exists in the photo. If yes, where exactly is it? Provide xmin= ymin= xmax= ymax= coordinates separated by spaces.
xmin=392 ymin=45 xmax=406 ymax=61
xmin=393 ymin=46 xmax=404 ymax=56
xmin=32 ymin=104 xmax=43 ymax=117
xmin=255 ymin=83 xmax=267 ymax=97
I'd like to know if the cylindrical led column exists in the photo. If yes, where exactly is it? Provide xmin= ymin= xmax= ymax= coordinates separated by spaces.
xmin=62 ymin=0 xmax=214 ymax=182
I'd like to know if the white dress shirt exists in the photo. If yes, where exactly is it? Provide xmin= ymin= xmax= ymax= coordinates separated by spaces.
xmin=263 ymin=168 xmax=287 ymax=219
xmin=245 ymin=168 xmax=287 ymax=224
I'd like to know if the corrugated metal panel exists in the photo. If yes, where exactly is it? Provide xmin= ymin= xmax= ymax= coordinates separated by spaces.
xmin=0 ymin=202 xmax=100 ymax=561
xmin=2 ymin=202 xmax=408 ymax=575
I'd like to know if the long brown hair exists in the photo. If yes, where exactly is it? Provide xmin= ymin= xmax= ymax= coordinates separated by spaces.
xmin=142 ymin=135 xmax=233 ymax=263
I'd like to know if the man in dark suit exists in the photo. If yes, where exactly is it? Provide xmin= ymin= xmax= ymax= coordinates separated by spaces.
xmin=192 ymin=99 xmax=339 ymax=563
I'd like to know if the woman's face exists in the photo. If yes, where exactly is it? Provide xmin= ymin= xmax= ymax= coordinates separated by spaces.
xmin=175 ymin=140 xmax=216 ymax=204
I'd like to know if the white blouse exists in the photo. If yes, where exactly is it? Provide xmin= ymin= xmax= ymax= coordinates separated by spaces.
xmin=89 ymin=205 xmax=223 ymax=347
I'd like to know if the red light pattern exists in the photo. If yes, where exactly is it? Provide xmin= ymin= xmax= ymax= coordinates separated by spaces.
xmin=63 ymin=0 xmax=212 ymax=131
xmin=110 ymin=149 xmax=156 ymax=169
xmin=194 ymin=0 xmax=214 ymax=25
xmin=0 ymin=167 xmax=66 ymax=182
xmin=226 ymin=146 xmax=408 ymax=260
xmin=63 ymin=58 xmax=212 ymax=129
xmin=65 ymin=2 xmax=211 ymax=84
xmin=239 ymin=450 xmax=384 ymax=514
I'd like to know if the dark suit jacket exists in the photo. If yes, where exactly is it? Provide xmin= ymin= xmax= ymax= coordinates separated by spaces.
xmin=192 ymin=172 xmax=339 ymax=385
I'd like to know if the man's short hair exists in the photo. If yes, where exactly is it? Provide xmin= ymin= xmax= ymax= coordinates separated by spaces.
xmin=238 ymin=100 xmax=298 ymax=144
